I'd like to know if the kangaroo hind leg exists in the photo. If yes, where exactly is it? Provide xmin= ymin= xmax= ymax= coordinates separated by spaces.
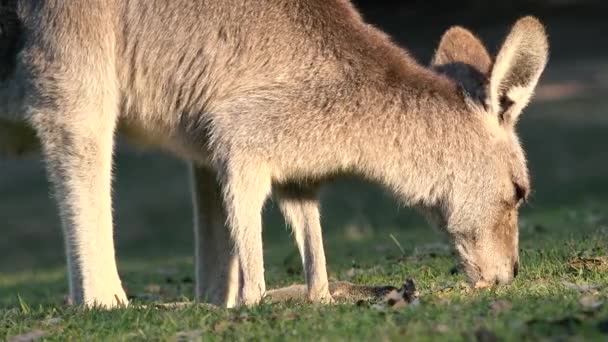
xmin=190 ymin=165 xmax=241 ymax=308
xmin=220 ymin=159 xmax=271 ymax=306
xmin=275 ymin=184 xmax=332 ymax=303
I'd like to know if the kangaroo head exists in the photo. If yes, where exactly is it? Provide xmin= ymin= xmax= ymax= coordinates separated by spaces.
xmin=429 ymin=17 xmax=548 ymax=287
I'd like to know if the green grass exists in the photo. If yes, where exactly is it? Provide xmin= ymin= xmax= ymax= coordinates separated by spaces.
xmin=2 ymin=18 xmax=608 ymax=342
xmin=1 ymin=206 xmax=607 ymax=341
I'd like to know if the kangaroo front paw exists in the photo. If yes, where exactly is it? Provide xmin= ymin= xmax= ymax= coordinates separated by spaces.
xmin=308 ymin=288 xmax=334 ymax=304
xmin=79 ymin=283 xmax=129 ymax=309
xmin=240 ymin=294 xmax=262 ymax=307
xmin=239 ymin=286 xmax=264 ymax=307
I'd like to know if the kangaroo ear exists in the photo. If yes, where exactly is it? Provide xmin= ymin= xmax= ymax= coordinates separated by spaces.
xmin=431 ymin=26 xmax=492 ymax=103
xmin=490 ymin=16 xmax=548 ymax=125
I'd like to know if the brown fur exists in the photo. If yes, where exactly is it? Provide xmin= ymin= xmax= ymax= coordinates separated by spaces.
xmin=1 ymin=1 xmax=548 ymax=308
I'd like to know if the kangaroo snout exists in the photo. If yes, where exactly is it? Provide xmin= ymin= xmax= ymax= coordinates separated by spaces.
xmin=471 ymin=265 xmax=516 ymax=289
xmin=471 ymin=254 xmax=520 ymax=288
xmin=454 ymin=218 xmax=520 ymax=289
xmin=474 ymin=261 xmax=518 ymax=288
xmin=495 ymin=259 xmax=519 ymax=285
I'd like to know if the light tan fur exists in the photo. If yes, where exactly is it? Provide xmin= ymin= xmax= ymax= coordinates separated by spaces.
xmin=1 ymin=0 xmax=548 ymax=308
xmin=265 ymin=281 xmax=398 ymax=304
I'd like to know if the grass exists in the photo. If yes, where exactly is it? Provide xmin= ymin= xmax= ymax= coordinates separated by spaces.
xmin=1 ymin=205 xmax=607 ymax=341
xmin=2 ymin=12 xmax=608 ymax=342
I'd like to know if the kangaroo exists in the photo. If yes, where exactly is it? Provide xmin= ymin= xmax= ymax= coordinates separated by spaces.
xmin=1 ymin=0 xmax=548 ymax=308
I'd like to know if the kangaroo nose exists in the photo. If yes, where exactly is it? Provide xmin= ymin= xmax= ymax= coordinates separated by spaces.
xmin=513 ymin=260 xmax=519 ymax=278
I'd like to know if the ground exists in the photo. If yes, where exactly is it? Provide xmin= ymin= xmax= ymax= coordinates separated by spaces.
xmin=1 ymin=7 xmax=608 ymax=342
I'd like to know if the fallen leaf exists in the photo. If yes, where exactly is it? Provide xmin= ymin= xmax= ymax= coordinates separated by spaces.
xmin=8 ymin=329 xmax=49 ymax=342
xmin=569 ymin=257 xmax=608 ymax=272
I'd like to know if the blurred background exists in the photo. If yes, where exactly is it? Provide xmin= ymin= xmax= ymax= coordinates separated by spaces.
xmin=1 ymin=1 xmax=607 ymax=296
